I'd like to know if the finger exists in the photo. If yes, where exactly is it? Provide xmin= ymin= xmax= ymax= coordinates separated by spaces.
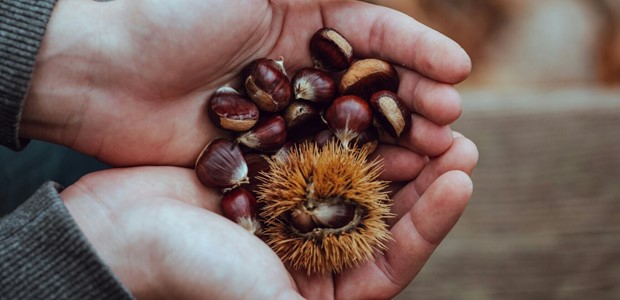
xmin=289 ymin=270 xmax=335 ymax=300
xmin=396 ymin=67 xmax=463 ymax=126
xmin=371 ymin=144 xmax=428 ymax=182
xmin=321 ymin=1 xmax=471 ymax=83
xmin=388 ymin=135 xmax=477 ymax=227
xmin=386 ymin=180 xmax=419 ymax=228
xmin=397 ymin=114 xmax=454 ymax=157
xmin=335 ymin=171 xmax=472 ymax=299
xmin=414 ymin=135 xmax=479 ymax=194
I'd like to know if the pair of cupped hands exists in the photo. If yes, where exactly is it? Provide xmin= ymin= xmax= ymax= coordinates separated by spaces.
xmin=22 ymin=1 xmax=478 ymax=299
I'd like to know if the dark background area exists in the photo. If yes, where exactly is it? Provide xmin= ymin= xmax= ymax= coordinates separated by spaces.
xmin=0 ymin=141 xmax=108 ymax=216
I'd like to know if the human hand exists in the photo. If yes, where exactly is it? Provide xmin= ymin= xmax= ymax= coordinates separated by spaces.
xmin=20 ymin=0 xmax=470 ymax=166
xmin=61 ymin=134 xmax=476 ymax=300
xmin=60 ymin=167 xmax=302 ymax=300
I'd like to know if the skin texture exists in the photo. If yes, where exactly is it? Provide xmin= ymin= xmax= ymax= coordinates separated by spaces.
xmin=22 ymin=0 xmax=479 ymax=299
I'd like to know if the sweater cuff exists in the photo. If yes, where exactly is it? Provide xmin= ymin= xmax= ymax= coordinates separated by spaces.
xmin=0 ymin=182 xmax=134 ymax=299
xmin=0 ymin=0 xmax=57 ymax=151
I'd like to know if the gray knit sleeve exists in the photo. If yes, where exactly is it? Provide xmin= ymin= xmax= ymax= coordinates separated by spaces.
xmin=0 ymin=0 xmax=56 ymax=150
xmin=0 ymin=182 xmax=134 ymax=299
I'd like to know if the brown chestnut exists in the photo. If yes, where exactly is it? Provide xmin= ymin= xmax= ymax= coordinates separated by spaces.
xmin=313 ymin=129 xmax=337 ymax=148
xmin=291 ymin=67 xmax=336 ymax=104
xmin=195 ymin=138 xmax=249 ymax=189
xmin=221 ymin=187 xmax=261 ymax=234
xmin=282 ymin=100 xmax=324 ymax=139
xmin=244 ymin=58 xmax=292 ymax=113
xmin=310 ymin=27 xmax=353 ymax=72
xmin=351 ymin=125 xmax=379 ymax=153
xmin=324 ymin=95 xmax=373 ymax=148
xmin=237 ymin=115 xmax=287 ymax=152
xmin=272 ymin=141 xmax=298 ymax=164
xmin=208 ymin=86 xmax=259 ymax=132
xmin=339 ymin=58 xmax=399 ymax=100
xmin=290 ymin=201 xmax=357 ymax=234
xmin=369 ymin=90 xmax=412 ymax=138
xmin=244 ymin=153 xmax=271 ymax=195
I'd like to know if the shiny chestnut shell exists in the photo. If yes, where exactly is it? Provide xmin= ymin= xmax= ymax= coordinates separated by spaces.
xmin=292 ymin=67 xmax=336 ymax=104
xmin=310 ymin=27 xmax=353 ymax=72
xmin=313 ymin=129 xmax=337 ymax=148
xmin=369 ymin=90 xmax=412 ymax=138
xmin=290 ymin=202 xmax=357 ymax=234
xmin=221 ymin=187 xmax=261 ymax=234
xmin=324 ymin=95 xmax=373 ymax=148
xmin=195 ymin=138 xmax=248 ymax=189
xmin=243 ymin=58 xmax=292 ymax=112
xmin=282 ymin=100 xmax=324 ymax=139
xmin=339 ymin=58 xmax=399 ymax=100
xmin=221 ymin=187 xmax=258 ymax=221
xmin=244 ymin=152 xmax=270 ymax=195
xmin=325 ymin=95 xmax=372 ymax=133
xmin=237 ymin=115 xmax=287 ymax=153
xmin=208 ymin=86 xmax=259 ymax=132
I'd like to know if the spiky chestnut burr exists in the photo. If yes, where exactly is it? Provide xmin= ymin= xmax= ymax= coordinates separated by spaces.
xmin=256 ymin=140 xmax=392 ymax=275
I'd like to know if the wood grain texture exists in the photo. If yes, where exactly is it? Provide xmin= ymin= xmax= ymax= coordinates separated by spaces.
xmin=395 ymin=88 xmax=620 ymax=300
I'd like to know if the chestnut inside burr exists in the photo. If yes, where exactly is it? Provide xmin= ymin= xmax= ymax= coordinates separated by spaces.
xmin=289 ymin=196 xmax=361 ymax=236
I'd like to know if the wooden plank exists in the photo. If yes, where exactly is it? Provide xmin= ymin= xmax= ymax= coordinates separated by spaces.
xmin=396 ymin=88 xmax=620 ymax=300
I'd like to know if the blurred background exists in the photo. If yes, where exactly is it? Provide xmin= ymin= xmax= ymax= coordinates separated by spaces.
xmin=363 ymin=0 xmax=620 ymax=299
xmin=2 ymin=1 xmax=619 ymax=299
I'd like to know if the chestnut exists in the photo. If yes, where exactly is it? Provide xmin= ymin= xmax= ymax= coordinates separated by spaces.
xmin=207 ymin=86 xmax=259 ymax=132
xmin=243 ymin=58 xmax=292 ymax=112
xmin=195 ymin=138 xmax=249 ymax=190
xmin=310 ymin=27 xmax=353 ymax=72
xmin=351 ymin=125 xmax=379 ymax=153
xmin=272 ymin=142 xmax=295 ymax=164
xmin=282 ymin=100 xmax=324 ymax=139
xmin=244 ymin=153 xmax=271 ymax=195
xmin=237 ymin=115 xmax=287 ymax=153
xmin=290 ymin=202 xmax=357 ymax=234
xmin=313 ymin=129 xmax=337 ymax=148
xmin=221 ymin=187 xmax=261 ymax=234
xmin=291 ymin=67 xmax=336 ymax=104
xmin=324 ymin=95 xmax=373 ymax=148
xmin=339 ymin=58 xmax=399 ymax=100
xmin=369 ymin=90 xmax=412 ymax=138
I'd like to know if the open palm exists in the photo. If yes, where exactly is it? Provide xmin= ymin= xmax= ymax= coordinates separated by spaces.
xmin=62 ymin=129 xmax=477 ymax=300
xmin=24 ymin=0 xmax=469 ymax=167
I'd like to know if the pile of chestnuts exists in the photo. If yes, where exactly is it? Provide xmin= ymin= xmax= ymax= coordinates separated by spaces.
xmin=195 ymin=27 xmax=412 ymax=274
